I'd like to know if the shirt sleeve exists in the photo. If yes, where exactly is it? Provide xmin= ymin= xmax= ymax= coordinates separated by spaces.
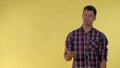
xmin=65 ymin=32 xmax=74 ymax=52
xmin=99 ymin=34 xmax=108 ymax=61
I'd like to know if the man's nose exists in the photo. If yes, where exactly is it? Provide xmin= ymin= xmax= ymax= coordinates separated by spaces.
xmin=85 ymin=16 xmax=89 ymax=20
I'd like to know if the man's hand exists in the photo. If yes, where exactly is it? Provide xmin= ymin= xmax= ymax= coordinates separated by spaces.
xmin=64 ymin=48 xmax=75 ymax=61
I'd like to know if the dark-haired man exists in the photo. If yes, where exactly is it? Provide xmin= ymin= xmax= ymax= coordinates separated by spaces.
xmin=64 ymin=5 xmax=108 ymax=68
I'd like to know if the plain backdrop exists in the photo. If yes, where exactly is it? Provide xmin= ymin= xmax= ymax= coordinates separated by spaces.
xmin=0 ymin=0 xmax=120 ymax=68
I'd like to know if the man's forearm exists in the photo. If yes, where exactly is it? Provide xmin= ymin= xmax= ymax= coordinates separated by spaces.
xmin=100 ymin=60 xmax=106 ymax=68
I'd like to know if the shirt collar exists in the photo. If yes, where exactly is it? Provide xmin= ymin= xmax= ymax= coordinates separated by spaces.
xmin=79 ymin=25 xmax=94 ymax=33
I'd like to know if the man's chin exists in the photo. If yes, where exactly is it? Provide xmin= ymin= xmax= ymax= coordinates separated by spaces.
xmin=85 ymin=24 xmax=92 ymax=27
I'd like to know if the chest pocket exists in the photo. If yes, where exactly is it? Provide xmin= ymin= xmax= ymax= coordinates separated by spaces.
xmin=88 ymin=39 xmax=100 ymax=52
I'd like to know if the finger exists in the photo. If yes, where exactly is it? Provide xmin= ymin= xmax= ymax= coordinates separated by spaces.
xmin=71 ymin=52 xmax=75 ymax=57
xmin=65 ymin=48 xmax=71 ymax=53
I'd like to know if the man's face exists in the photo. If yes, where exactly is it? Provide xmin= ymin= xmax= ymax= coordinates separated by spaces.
xmin=82 ymin=10 xmax=96 ymax=27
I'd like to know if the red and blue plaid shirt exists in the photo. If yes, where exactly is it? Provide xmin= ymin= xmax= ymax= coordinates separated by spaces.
xmin=65 ymin=26 xmax=108 ymax=68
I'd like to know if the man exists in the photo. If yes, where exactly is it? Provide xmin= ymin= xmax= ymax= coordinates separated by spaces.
xmin=64 ymin=5 xmax=108 ymax=68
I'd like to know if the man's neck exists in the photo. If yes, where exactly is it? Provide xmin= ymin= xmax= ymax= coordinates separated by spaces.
xmin=82 ymin=25 xmax=92 ymax=33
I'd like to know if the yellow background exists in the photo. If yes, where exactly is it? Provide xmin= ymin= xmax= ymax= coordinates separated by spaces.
xmin=0 ymin=0 xmax=120 ymax=68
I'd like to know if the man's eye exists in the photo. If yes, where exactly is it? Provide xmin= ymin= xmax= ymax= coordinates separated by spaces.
xmin=89 ymin=15 xmax=92 ymax=17
xmin=84 ymin=14 xmax=87 ymax=16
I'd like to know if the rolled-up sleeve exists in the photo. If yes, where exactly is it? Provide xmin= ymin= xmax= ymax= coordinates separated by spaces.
xmin=99 ymin=34 xmax=108 ymax=61
xmin=65 ymin=32 xmax=74 ymax=52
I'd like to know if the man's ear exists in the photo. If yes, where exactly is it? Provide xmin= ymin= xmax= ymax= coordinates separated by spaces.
xmin=94 ymin=16 xmax=96 ymax=21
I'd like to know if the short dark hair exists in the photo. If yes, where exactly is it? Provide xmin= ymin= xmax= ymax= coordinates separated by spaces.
xmin=83 ymin=5 xmax=97 ymax=16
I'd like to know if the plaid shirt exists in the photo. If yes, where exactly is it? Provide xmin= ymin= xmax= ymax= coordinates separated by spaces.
xmin=65 ymin=26 xmax=108 ymax=68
